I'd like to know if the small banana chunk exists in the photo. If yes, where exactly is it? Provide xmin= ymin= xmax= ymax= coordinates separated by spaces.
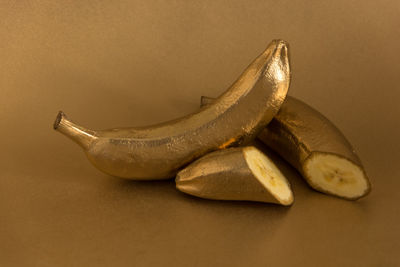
xmin=176 ymin=146 xmax=294 ymax=205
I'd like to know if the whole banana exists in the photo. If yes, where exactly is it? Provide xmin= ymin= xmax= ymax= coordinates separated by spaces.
xmin=54 ymin=39 xmax=290 ymax=180
xmin=200 ymin=96 xmax=371 ymax=200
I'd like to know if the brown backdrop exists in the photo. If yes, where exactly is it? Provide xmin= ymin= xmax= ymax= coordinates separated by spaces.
xmin=1 ymin=1 xmax=399 ymax=266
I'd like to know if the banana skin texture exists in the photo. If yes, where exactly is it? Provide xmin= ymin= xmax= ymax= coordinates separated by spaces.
xmin=176 ymin=146 xmax=294 ymax=205
xmin=200 ymin=96 xmax=371 ymax=200
xmin=54 ymin=39 xmax=291 ymax=180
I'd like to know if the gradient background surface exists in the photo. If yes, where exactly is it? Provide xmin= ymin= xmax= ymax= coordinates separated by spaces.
xmin=1 ymin=1 xmax=399 ymax=266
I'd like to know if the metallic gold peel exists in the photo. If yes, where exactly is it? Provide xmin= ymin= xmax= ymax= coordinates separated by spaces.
xmin=176 ymin=146 xmax=294 ymax=205
xmin=200 ymin=96 xmax=371 ymax=200
xmin=54 ymin=39 xmax=291 ymax=180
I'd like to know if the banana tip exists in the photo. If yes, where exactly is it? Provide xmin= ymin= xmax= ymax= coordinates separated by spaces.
xmin=54 ymin=111 xmax=65 ymax=130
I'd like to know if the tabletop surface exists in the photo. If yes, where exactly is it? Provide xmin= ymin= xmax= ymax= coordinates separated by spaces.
xmin=1 ymin=1 xmax=399 ymax=266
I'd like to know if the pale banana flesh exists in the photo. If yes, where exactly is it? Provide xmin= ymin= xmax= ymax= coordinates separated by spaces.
xmin=54 ymin=39 xmax=290 ymax=180
xmin=304 ymin=153 xmax=368 ymax=199
xmin=200 ymin=96 xmax=371 ymax=200
xmin=176 ymin=146 xmax=294 ymax=205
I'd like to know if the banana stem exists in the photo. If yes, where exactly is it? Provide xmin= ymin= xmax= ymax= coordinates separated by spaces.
xmin=53 ymin=111 xmax=97 ymax=150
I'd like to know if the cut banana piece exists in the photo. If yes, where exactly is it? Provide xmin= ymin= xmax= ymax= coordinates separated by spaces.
xmin=176 ymin=146 xmax=294 ymax=205
xmin=200 ymin=96 xmax=371 ymax=200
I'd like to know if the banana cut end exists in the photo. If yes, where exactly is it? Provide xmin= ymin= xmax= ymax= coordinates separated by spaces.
xmin=303 ymin=153 xmax=371 ymax=200
xmin=54 ymin=111 xmax=65 ymax=130
xmin=244 ymin=147 xmax=294 ymax=206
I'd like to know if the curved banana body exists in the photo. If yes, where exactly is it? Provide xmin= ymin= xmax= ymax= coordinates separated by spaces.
xmin=54 ymin=39 xmax=290 ymax=180
xmin=200 ymin=96 xmax=371 ymax=200
xmin=176 ymin=146 xmax=294 ymax=205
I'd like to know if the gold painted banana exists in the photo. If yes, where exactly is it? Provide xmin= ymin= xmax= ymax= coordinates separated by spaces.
xmin=200 ymin=96 xmax=371 ymax=200
xmin=54 ymin=39 xmax=291 ymax=180
xmin=176 ymin=146 xmax=294 ymax=205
